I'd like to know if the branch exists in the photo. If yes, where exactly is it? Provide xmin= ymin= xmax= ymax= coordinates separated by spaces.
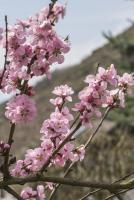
xmin=0 ymin=175 xmax=134 ymax=190
xmin=4 ymin=123 xmax=16 ymax=178
xmin=70 ymin=114 xmax=80 ymax=129
xmin=109 ymin=189 xmax=124 ymax=200
xmin=79 ymin=170 xmax=134 ymax=200
xmin=104 ymin=189 xmax=130 ymax=200
xmin=0 ymin=15 xmax=8 ymax=88
xmin=84 ymin=106 xmax=111 ymax=148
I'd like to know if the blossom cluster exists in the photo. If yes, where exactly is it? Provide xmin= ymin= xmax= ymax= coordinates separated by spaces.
xmin=0 ymin=2 xmax=69 ymax=95
xmin=0 ymin=1 xmax=70 ymax=128
xmin=10 ymin=85 xmax=85 ymax=179
xmin=74 ymin=64 xmax=134 ymax=127
xmin=1 ymin=2 xmax=70 ymax=125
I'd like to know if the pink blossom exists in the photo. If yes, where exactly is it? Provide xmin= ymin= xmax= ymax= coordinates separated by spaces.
xmin=53 ymin=153 xmax=65 ymax=166
xmin=52 ymin=84 xmax=74 ymax=101
xmin=80 ymin=110 xmax=93 ymax=128
xmin=70 ymin=145 xmax=85 ymax=162
xmin=40 ymin=110 xmax=69 ymax=138
xmin=118 ymin=73 xmax=134 ymax=87
xmin=21 ymin=187 xmax=37 ymax=199
xmin=41 ymin=139 xmax=54 ymax=154
xmin=97 ymin=64 xmax=117 ymax=85
xmin=60 ymin=143 xmax=74 ymax=161
xmin=5 ymin=94 xmax=37 ymax=123
xmin=24 ymin=147 xmax=47 ymax=171
xmin=40 ymin=106 xmax=72 ymax=140
xmin=52 ymin=3 xmax=66 ymax=20
xmin=10 ymin=160 xmax=28 ymax=177
xmin=104 ymin=89 xmax=125 ymax=108
xmin=61 ymin=107 xmax=74 ymax=121
xmin=50 ymin=97 xmax=63 ymax=107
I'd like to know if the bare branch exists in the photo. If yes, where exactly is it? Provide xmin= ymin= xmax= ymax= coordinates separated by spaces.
xmin=4 ymin=123 xmax=16 ymax=178
xmin=0 ymin=15 xmax=8 ymax=88
xmin=109 ymin=189 xmax=124 ymax=200
xmin=79 ymin=170 xmax=134 ymax=200
xmin=104 ymin=189 xmax=131 ymax=200
xmin=0 ymin=175 xmax=134 ymax=191
xmin=84 ymin=106 xmax=111 ymax=148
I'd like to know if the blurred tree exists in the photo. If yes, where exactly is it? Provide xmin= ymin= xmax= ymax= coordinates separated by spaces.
xmin=103 ymin=30 xmax=134 ymax=72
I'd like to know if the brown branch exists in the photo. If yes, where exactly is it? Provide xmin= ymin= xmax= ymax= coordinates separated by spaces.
xmin=79 ymin=170 xmax=134 ymax=200
xmin=4 ymin=123 xmax=16 ymax=179
xmin=0 ymin=175 xmax=134 ymax=190
xmin=0 ymin=15 xmax=8 ymax=88
xmin=21 ymin=54 xmax=37 ymax=94
xmin=104 ymin=189 xmax=130 ymax=200
xmin=79 ymin=188 xmax=101 ymax=200
xmin=84 ymin=106 xmax=111 ymax=148
xmin=109 ymin=189 xmax=124 ymax=200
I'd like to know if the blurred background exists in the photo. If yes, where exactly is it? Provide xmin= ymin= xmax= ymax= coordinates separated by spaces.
xmin=0 ymin=0 xmax=134 ymax=199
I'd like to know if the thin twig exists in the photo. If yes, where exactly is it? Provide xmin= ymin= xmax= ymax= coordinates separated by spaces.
xmin=70 ymin=114 xmax=80 ymax=129
xmin=95 ymin=63 xmax=101 ymax=75
xmin=84 ymin=106 xmax=111 ymax=148
xmin=109 ymin=189 xmax=124 ymax=200
xmin=5 ymin=186 xmax=22 ymax=200
xmin=79 ymin=170 xmax=134 ymax=200
xmin=0 ymin=15 xmax=8 ymax=88
xmin=4 ymin=123 xmax=16 ymax=178
xmin=48 ymin=161 xmax=75 ymax=200
xmin=104 ymin=189 xmax=130 ymax=200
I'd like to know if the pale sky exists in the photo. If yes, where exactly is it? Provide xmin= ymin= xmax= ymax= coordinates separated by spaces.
xmin=0 ymin=0 xmax=134 ymax=102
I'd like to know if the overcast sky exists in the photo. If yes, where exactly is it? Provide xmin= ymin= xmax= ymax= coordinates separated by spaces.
xmin=0 ymin=0 xmax=134 ymax=102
